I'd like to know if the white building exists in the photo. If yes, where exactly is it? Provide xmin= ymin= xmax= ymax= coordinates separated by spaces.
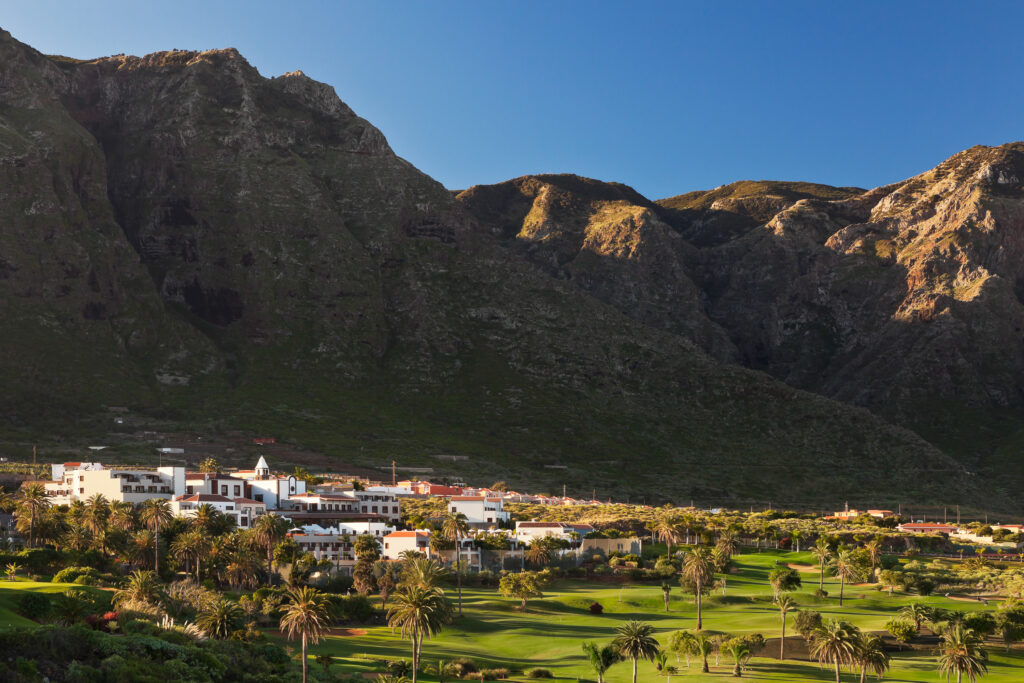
xmin=449 ymin=496 xmax=509 ymax=528
xmin=515 ymin=521 xmax=594 ymax=544
xmin=353 ymin=488 xmax=402 ymax=522
xmin=285 ymin=492 xmax=360 ymax=513
xmin=171 ymin=493 xmax=267 ymax=528
xmin=230 ymin=456 xmax=306 ymax=509
xmin=288 ymin=521 xmax=397 ymax=573
xmin=381 ymin=530 xmax=433 ymax=560
xmin=45 ymin=463 xmax=185 ymax=506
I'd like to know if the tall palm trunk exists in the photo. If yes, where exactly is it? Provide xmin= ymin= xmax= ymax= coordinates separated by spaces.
xmin=696 ymin=579 xmax=703 ymax=629
xmin=702 ymin=653 xmax=709 ymax=673
xmin=780 ymin=616 xmax=786 ymax=660
xmin=154 ymin=526 xmax=160 ymax=573
xmin=297 ymin=632 xmax=307 ymax=683
xmin=819 ymin=562 xmax=825 ymax=592
xmin=411 ymin=628 xmax=420 ymax=683
xmin=29 ymin=508 xmax=35 ymax=548
xmin=834 ymin=656 xmax=841 ymax=683
xmin=456 ymin=537 xmax=463 ymax=616
xmin=859 ymin=664 xmax=866 ymax=683
xmin=631 ymin=656 xmax=638 ymax=683
xmin=839 ymin=575 xmax=845 ymax=606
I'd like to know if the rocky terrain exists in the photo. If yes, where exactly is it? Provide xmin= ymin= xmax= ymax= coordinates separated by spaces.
xmin=0 ymin=28 xmax=1019 ymax=509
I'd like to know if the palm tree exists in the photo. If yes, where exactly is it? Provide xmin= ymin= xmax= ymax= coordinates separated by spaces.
xmin=387 ymin=585 xmax=454 ymax=683
xmin=84 ymin=493 xmax=110 ymax=540
xmin=682 ymin=546 xmax=715 ymax=629
xmin=864 ymin=538 xmax=882 ymax=575
xmin=661 ymin=582 xmax=673 ymax=611
xmin=401 ymin=556 xmax=449 ymax=589
xmin=226 ymin=551 xmax=261 ymax=591
xmin=854 ymin=633 xmax=890 ymax=683
xmin=53 ymin=587 xmax=91 ymax=625
xmin=716 ymin=530 xmax=740 ymax=559
xmin=937 ymin=625 xmax=988 ymax=683
xmin=109 ymin=500 xmax=137 ymax=533
xmin=723 ymin=640 xmax=751 ymax=677
xmin=654 ymin=513 xmax=683 ymax=558
xmin=172 ymin=529 xmax=211 ymax=581
xmin=776 ymin=595 xmax=796 ymax=661
xmin=791 ymin=529 xmax=804 ymax=553
xmin=689 ymin=632 xmax=714 ymax=673
xmin=441 ymin=511 xmax=470 ymax=616
xmin=810 ymin=619 xmax=860 ymax=683
xmin=830 ymin=550 xmax=864 ymax=607
xmin=813 ymin=537 xmax=832 ymax=593
xmin=191 ymin=503 xmax=220 ymax=533
xmin=63 ymin=523 xmax=90 ymax=552
xmin=17 ymin=483 xmax=49 ymax=547
xmin=139 ymin=498 xmax=172 ymax=573
xmin=899 ymin=602 xmax=930 ymax=635
xmin=613 ymin=621 xmax=660 ymax=683
xmin=197 ymin=599 xmax=244 ymax=639
xmin=582 ymin=641 xmax=621 ymax=683
xmin=280 ymin=586 xmax=331 ymax=683
xmin=525 ymin=539 xmax=552 ymax=568
xmin=5 ymin=562 xmax=21 ymax=581
xmin=114 ymin=569 xmax=163 ymax=606
xmin=129 ymin=529 xmax=157 ymax=568
xmin=252 ymin=513 xmax=288 ymax=585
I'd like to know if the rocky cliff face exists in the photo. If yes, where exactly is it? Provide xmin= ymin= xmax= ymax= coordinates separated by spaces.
xmin=0 ymin=28 xmax=1010 ymax=507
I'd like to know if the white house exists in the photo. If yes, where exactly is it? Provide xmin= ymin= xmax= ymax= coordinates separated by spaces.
xmin=515 ymin=521 xmax=594 ymax=543
xmin=449 ymin=496 xmax=509 ymax=528
xmin=231 ymin=456 xmax=306 ymax=509
xmin=171 ymin=493 xmax=268 ymax=528
xmin=45 ymin=463 xmax=185 ymax=506
xmin=288 ymin=521 xmax=397 ymax=573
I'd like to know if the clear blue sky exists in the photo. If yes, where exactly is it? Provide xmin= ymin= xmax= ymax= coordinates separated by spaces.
xmin=4 ymin=1 xmax=1023 ymax=199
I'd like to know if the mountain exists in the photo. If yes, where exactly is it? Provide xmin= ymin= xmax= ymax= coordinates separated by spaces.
xmin=0 ymin=28 xmax=1008 ymax=509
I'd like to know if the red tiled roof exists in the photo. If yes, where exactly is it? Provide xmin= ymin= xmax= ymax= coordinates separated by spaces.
xmin=385 ymin=530 xmax=431 ymax=538
xmin=232 ymin=497 xmax=266 ymax=505
xmin=177 ymin=493 xmax=233 ymax=503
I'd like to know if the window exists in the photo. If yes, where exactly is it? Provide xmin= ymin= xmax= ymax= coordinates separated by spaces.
xmin=221 ymin=485 xmax=227 ymax=495
xmin=234 ymin=485 xmax=240 ymax=496
xmin=254 ymin=494 xmax=263 ymax=502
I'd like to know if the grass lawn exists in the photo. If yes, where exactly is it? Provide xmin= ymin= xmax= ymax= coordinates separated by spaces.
xmin=305 ymin=551 xmax=1023 ymax=682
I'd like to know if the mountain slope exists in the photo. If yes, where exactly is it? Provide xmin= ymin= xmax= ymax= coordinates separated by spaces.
xmin=0 ymin=28 xmax=1004 ymax=508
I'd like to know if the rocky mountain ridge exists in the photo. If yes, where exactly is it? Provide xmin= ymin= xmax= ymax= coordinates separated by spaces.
xmin=0 ymin=28 xmax=1016 ymax=509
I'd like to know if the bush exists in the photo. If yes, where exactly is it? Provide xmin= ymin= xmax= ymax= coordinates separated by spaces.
xmin=588 ymin=602 xmax=604 ymax=614
xmin=17 ymin=592 xmax=51 ymax=621
xmin=479 ymin=667 xmax=512 ymax=680
xmin=330 ymin=594 xmax=375 ymax=623
xmin=54 ymin=566 xmax=101 ymax=585
xmin=384 ymin=659 xmax=412 ymax=676
xmin=813 ymin=588 xmax=829 ymax=598
xmin=448 ymin=657 xmax=479 ymax=677
xmin=526 ymin=668 xmax=553 ymax=678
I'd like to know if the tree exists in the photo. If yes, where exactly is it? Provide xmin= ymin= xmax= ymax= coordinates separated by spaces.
xmin=995 ymin=604 xmax=1024 ymax=652
xmin=791 ymin=529 xmax=804 ymax=553
xmin=722 ymin=639 xmax=751 ymax=677
xmin=776 ymin=595 xmax=795 ymax=660
xmin=441 ymin=511 xmax=470 ymax=616
xmin=582 ymin=641 xmax=621 ymax=683
xmin=937 ymin=625 xmax=988 ymax=683
xmin=198 ymin=457 xmax=220 ymax=473
xmin=810 ymin=619 xmax=860 ymax=683
xmin=139 ymin=498 xmax=173 ymax=574
xmin=687 ymin=632 xmax=714 ymax=673
xmin=172 ymin=529 xmax=211 ymax=581
xmin=769 ymin=566 xmax=802 ymax=597
xmin=401 ymin=556 xmax=448 ymax=589
xmin=716 ymin=530 xmax=740 ymax=559
xmin=191 ymin=503 xmax=220 ymax=533
xmin=114 ymin=570 xmax=163 ymax=606
xmin=653 ymin=513 xmax=683 ymax=558
xmin=612 ymin=621 xmax=660 ymax=683
xmin=795 ymin=610 xmax=823 ymax=644
xmin=661 ymin=581 xmax=673 ymax=611
xmin=280 ymin=586 xmax=331 ymax=683
xmin=5 ymin=562 xmax=21 ymax=581
xmin=854 ymin=633 xmax=890 ymax=683
xmin=18 ymin=483 xmax=49 ymax=548
xmin=52 ymin=588 xmax=91 ymax=626
xmin=830 ymin=550 xmax=864 ymax=607
xmin=251 ymin=513 xmax=288 ymax=585
xmin=813 ymin=537 xmax=832 ymax=593
xmin=898 ymin=602 xmax=930 ymax=635
xmin=682 ymin=546 xmax=715 ymax=629
xmin=864 ymin=538 xmax=883 ymax=575
xmin=525 ymin=538 xmax=553 ymax=568
xmin=885 ymin=619 xmax=915 ymax=650
xmin=499 ymin=571 xmax=544 ymax=611
xmin=197 ymin=599 xmax=244 ymax=639
xmin=387 ymin=585 xmax=453 ymax=683
xmin=354 ymin=534 xmax=381 ymax=594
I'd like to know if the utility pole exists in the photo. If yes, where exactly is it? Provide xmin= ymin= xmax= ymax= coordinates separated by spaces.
xmin=392 ymin=460 xmax=396 ymax=486
xmin=563 ymin=484 xmax=566 ymax=498
xmin=957 ymin=505 xmax=961 ymax=524
xmin=944 ymin=507 xmax=947 ymax=523
xmin=32 ymin=444 xmax=36 ymax=466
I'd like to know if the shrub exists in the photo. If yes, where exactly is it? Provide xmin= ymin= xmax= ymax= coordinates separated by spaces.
xmin=588 ymin=602 xmax=604 ymax=614
xmin=331 ymin=594 xmax=375 ymax=623
xmin=448 ymin=657 xmax=479 ymax=677
xmin=479 ymin=667 xmax=512 ymax=680
xmin=54 ymin=567 xmax=100 ymax=585
xmin=526 ymin=668 xmax=553 ymax=678
xmin=885 ymin=619 xmax=915 ymax=649
xmin=813 ymin=588 xmax=829 ymax=598
xmin=17 ymin=592 xmax=51 ymax=621
xmin=383 ymin=659 xmax=412 ymax=676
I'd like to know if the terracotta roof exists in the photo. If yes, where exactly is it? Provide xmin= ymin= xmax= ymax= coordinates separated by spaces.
xmin=517 ymin=522 xmax=567 ymax=528
xmin=232 ymin=497 xmax=266 ymax=505
xmin=176 ymin=493 xmax=233 ymax=503
xmin=385 ymin=530 xmax=431 ymax=538
xmin=63 ymin=462 xmax=82 ymax=467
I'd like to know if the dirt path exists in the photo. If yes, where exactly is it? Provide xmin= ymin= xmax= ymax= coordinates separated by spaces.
xmin=326 ymin=628 xmax=367 ymax=637
xmin=787 ymin=563 xmax=820 ymax=573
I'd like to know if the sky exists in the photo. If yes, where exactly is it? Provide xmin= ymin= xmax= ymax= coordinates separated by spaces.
xmin=3 ymin=1 xmax=1023 ymax=199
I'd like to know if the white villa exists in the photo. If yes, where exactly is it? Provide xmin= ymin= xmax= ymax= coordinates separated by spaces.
xmin=45 ymin=462 xmax=185 ymax=505
xmin=449 ymin=495 xmax=509 ymax=528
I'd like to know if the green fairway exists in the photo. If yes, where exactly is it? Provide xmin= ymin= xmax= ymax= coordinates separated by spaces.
xmin=307 ymin=551 xmax=1024 ymax=682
